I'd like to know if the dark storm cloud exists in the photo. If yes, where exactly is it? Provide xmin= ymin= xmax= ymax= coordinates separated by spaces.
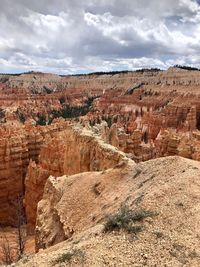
xmin=0 ymin=0 xmax=200 ymax=73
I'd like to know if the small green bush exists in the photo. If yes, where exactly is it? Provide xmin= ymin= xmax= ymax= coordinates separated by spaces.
xmin=104 ymin=204 xmax=155 ymax=234
xmin=36 ymin=114 xmax=46 ymax=126
xmin=52 ymin=249 xmax=84 ymax=265
xmin=54 ymin=251 xmax=74 ymax=263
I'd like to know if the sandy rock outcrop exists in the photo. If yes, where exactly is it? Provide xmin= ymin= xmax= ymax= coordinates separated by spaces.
xmin=17 ymin=156 xmax=200 ymax=267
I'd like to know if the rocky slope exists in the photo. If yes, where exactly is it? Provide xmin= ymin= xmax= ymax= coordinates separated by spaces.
xmin=14 ymin=156 xmax=200 ymax=267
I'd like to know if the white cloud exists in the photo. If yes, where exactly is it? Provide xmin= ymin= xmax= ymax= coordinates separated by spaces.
xmin=20 ymin=12 xmax=68 ymax=30
xmin=0 ymin=0 xmax=200 ymax=73
xmin=0 ymin=37 xmax=15 ymax=51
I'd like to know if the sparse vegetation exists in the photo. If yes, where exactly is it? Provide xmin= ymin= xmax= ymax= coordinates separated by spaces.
xmin=153 ymin=230 xmax=164 ymax=238
xmin=104 ymin=204 xmax=155 ymax=234
xmin=16 ymin=108 xmax=26 ymax=124
xmin=135 ymin=68 xmax=161 ymax=73
xmin=125 ymin=83 xmax=145 ymax=95
xmin=52 ymin=248 xmax=84 ymax=265
xmin=0 ymin=108 xmax=6 ymax=123
xmin=60 ymin=68 xmax=162 ymax=77
xmin=59 ymin=96 xmax=65 ymax=104
xmin=48 ymin=96 xmax=98 ymax=124
xmin=0 ymin=232 xmax=14 ymax=265
xmin=0 ymin=195 xmax=26 ymax=265
xmin=36 ymin=114 xmax=47 ymax=126
xmin=174 ymin=65 xmax=200 ymax=71
xmin=43 ymin=86 xmax=52 ymax=94
xmin=0 ymin=108 xmax=5 ymax=119
xmin=16 ymin=195 xmax=26 ymax=259
xmin=60 ymin=70 xmax=130 ymax=77
xmin=54 ymin=251 xmax=74 ymax=263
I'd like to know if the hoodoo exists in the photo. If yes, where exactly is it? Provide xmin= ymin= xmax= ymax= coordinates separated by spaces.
xmin=0 ymin=68 xmax=200 ymax=266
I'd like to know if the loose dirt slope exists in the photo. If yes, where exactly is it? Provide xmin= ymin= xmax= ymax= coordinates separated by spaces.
xmin=14 ymin=156 xmax=200 ymax=267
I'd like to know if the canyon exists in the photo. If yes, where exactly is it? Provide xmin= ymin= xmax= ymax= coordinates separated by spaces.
xmin=0 ymin=67 xmax=200 ymax=266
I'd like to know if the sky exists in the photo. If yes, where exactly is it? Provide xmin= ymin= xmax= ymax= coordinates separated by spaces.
xmin=1 ymin=0 xmax=200 ymax=74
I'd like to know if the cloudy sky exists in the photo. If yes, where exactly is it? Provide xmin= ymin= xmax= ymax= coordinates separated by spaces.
xmin=1 ymin=0 xmax=200 ymax=74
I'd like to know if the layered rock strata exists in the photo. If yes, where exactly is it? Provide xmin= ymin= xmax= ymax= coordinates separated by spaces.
xmin=0 ymin=121 xmax=69 ymax=226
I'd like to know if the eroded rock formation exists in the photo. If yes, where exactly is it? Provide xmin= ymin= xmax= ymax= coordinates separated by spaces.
xmin=1 ymin=67 xmax=200 ymax=266
xmin=25 ymin=125 xmax=126 ymax=233
xmin=0 ymin=121 xmax=69 ymax=226
xmin=2 ymin=67 xmax=200 ymax=228
xmin=2 ymin=67 xmax=200 ymax=229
